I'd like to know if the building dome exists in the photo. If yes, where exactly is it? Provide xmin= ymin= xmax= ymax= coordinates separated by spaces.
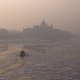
xmin=40 ymin=19 xmax=46 ymax=27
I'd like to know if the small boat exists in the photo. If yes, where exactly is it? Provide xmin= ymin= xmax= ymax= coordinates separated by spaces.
xmin=20 ymin=50 xmax=25 ymax=57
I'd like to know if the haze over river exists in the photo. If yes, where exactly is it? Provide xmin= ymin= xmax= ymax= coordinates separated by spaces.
xmin=0 ymin=38 xmax=80 ymax=80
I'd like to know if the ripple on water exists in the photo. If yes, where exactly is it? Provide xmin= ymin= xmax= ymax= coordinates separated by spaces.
xmin=0 ymin=77 xmax=10 ymax=80
xmin=0 ymin=40 xmax=80 ymax=80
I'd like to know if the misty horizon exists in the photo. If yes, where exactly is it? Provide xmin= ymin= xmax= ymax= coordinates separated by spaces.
xmin=0 ymin=1 xmax=80 ymax=79
xmin=0 ymin=0 xmax=80 ymax=34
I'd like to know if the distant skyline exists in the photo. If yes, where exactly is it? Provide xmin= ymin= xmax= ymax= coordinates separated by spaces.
xmin=0 ymin=0 xmax=80 ymax=33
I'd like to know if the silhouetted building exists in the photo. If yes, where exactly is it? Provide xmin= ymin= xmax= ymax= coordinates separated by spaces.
xmin=23 ymin=20 xmax=53 ymax=38
xmin=23 ymin=19 xmax=73 ymax=39
xmin=0 ymin=29 xmax=9 ymax=39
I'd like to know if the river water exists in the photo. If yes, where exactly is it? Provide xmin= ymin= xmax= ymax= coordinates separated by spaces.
xmin=0 ymin=38 xmax=80 ymax=80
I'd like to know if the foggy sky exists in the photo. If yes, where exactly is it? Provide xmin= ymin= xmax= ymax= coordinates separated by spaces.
xmin=0 ymin=0 xmax=80 ymax=33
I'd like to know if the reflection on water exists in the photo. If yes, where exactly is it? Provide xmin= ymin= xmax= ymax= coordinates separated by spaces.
xmin=0 ymin=43 xmax=8 ymax=52
xmin=0 ymin=38 xmax=80 ymax=80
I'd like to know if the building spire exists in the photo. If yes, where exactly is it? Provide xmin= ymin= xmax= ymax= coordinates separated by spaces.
xmin=47 ymin=22 xmax=48 ymax=27
xmin=40 ymin=19 xmax=46 ymax=27
xmin=51 ymin=23 xmax=53 ymax=26
xmin=33 ymin=24 xmax=34 ymax=27
xmin=43 ymin=18 xmax=44 ymax=21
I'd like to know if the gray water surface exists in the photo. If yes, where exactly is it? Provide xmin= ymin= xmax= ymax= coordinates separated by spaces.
xmin=0 ymin=38 xmax=80 ymax=80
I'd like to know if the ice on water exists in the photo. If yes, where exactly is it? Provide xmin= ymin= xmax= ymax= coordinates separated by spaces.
xmin=0 ymin=38 xmax=80 ymax=80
